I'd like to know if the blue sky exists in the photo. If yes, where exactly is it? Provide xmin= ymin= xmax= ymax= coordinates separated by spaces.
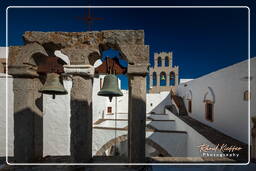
xmin=1 ymin=0 xmax=256 ymax=169
xmin=0 ymin=0 xmax=255 ymax=90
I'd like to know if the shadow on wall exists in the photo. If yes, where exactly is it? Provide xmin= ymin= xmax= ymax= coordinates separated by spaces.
xmin=148 ymin=92 xmax=171 ymax=114
xmin=95 ymin=134 xmax=171 ymax=158
xmin=170 ymin=93 xmax=188 ymax=116
xmin=70 ymin=99 xmax=92 ymax=163
xmin=14 ymin=107 xmax=43 ymax=163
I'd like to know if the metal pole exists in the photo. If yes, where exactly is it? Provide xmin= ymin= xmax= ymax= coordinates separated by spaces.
xmin=115 ymin=96 xmax=117 ymax=155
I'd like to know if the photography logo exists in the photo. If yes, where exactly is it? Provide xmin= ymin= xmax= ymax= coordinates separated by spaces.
xmin=196 ymin=144 xmax=243 ymax=158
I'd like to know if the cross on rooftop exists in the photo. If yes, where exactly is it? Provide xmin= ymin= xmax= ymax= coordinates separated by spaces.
xmin=77 ymin=8 xmax=104 ymax=31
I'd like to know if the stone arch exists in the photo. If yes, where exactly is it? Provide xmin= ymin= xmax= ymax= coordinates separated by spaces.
xmin=170 ymin=71 xmax=175 ymax=86
xmin=95 ymin=134 xmax=171 ymax=157
xmin=11 ymin=30 xmax=149 ymax=163
xmin=153 ymin=72 xmax=157 ymax=86
xmin=8 ymin=42 xmax=48 ymax=66
xmin=160 ymin=72 xmax=166 ymax=86
xmin=157 ymin=57 xmax=162 ymax=67
xmin=54 ymin=50 xmax=70 ymax=65
xmin=99 ymin=43 xmax=129 ymax=63
xmin=165 ymin=56 xmax=169 ymax=67
xmin=203 ymin=86 xmax=216 ymax=103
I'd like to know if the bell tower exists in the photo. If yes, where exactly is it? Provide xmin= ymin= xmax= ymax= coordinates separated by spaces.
xmin=149 ymin=51 xmax=179 ymax=93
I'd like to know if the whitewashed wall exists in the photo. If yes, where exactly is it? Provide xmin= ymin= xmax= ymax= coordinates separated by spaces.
xmin=147 ymin=91 xmax=171 ymax=114
xmin=176 ymin=58 xmax=256 ymax=144
xmin=101 ymin=77 xmax=125 ymax=116
xmin=104 ymin=90 xmax=128 ymax=116
xmin=93 ymin=75 xmax=108 ymax=122
xmin=105 ymin=91 xmax=171 ymax=115
xmin=43 ymin=79 xmax=72 ymax=156
xmin=0 ymin=47 xmax=6 ymax=58
xmin=166 ymin=110 xmax=223 ymax=157
xmin=0 ymin=74 xmax=14 ymax=157
xmin=250 ymin=58 xmax=256 ymax=124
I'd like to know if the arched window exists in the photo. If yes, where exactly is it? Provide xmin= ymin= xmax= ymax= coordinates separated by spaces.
xmin=157 ymin=57 xmax=162 ymax=67
xmin=186 ymin=90 xmax=192 ymax=113
xmin=188 ymin=100 xmax=192 ymax=113
xmin=170 ymin=72 xmax=175 ymax=86
xmin=244 ymin=90 xmax=251 ymax=101
xmin=160 ymin=72 xmax=166 ymax=86
xmin=165 ymin=56 xmax=169 ymax=67
xmin=205 ymin=102 xmax=213 ymax=122
xmin=203 ymin=87 xmax=215 ymax=122
xmin=153 ymin=72 xmax=157 ymax=86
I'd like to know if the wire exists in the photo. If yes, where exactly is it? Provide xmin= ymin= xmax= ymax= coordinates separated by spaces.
xmin=114 ymin=96 xmax=117 ymax=155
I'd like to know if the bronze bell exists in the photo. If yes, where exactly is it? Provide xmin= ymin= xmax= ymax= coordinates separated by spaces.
xmin=39 ymin=73 xmax=68 ymax=99
xmin=97 ymin=74 xmax=123 ymax=102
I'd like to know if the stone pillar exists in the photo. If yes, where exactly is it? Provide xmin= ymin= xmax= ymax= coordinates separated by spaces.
xmin=166 ymin=74 xmax=170 ymax=87
xmin=252 ymin=116 xmax=256 ymax=160
xmin=127 ymin=64 xmax=147 ymax=163
xmin=9 ymin=66 xmax=43 ymax=163
xmin=0 ymin=63 xmax=4 ymax=73
xmin=150 ymin=74 xmax=154 ymax=87
xmin=157 ymin=72 xmax=160 ymax=87
xmin=64 ymin=65 xmax=94 ymax=163
xmin=175 ymin=67 xmax=179 ymax=86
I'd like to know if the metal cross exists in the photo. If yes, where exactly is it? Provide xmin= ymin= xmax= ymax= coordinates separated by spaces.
xmin=77 ymin=8 xmax=103 ymax=31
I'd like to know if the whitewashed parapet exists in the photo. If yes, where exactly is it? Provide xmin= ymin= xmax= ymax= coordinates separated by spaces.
xmin=63 ymin=65 xmax=94 ymax=78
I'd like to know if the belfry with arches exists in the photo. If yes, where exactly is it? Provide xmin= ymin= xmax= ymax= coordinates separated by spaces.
xmin=149 ymin=52 xmax=179 ymax=93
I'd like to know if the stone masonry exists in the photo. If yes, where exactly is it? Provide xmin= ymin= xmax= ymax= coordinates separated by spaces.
xmin=149 ymin=52 xmax=179 ymax=93
xmin=8 ymin=30 xmax=149 ymax=163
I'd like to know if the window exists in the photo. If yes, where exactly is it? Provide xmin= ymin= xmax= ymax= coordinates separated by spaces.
xmin=160 ymin=72 xmax=166 ymax=86
xmin=107 ymin=107 xmax=112 ymax=114
xmin=205 ymin=102 xmax=213 ymax=122
xmin=157 ymin=57 xmax=162 ymax=67
xmin=153 ymin=72 xmax=157 ymax=86
xmin=170 ymin=72 xmax=175 ymax=86
xmin=244 ymin=90 xmax=251 ymax=101
xmin=165 ymin=56 xmax=169 ymax=67
xmin=188 ymin=100 xmax=192 ymax=113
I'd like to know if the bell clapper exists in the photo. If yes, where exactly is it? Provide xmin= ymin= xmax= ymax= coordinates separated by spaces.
xmin=52 ymin=94 xmax=56 ymax=99
xmin=109 ymin=96 xmax=113 ymax=102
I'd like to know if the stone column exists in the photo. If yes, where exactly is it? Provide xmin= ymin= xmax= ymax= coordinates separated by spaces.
xmin=150 ymin=74 xmax=154 ymax=87
xmin=0 ymin=62 xmax=4 ymax=73
xmin=127 ymin=64 xmax=147 ymax=163
xmin=157 ymin=72 xmax=160 ymax=87
xmin=175 ymin=67 xmax=179 ymax=86
xmin=9 ymin=66 xmax=43 ymax=163
xmin=166 ymin=74 xmax=170 ymax=87
xmin=252 ymin=116 xmax=256 ymax=160
xmin=64 ymin=65 xmax=94 ymax=163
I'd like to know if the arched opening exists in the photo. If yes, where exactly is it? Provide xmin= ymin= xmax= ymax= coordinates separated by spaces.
xmin=93 ymin=48 xmax=129 ymax=156
xmin=170 ymin=72 xmax=175 ymax=86
xmin=165 ymin=56 xmax=169 ymax=67
xmin=96 ymin=48 xmax=128 ymax=89
xmin=160 ymin=72 xmax=166 ymax=86
xmin=95 ymin=135 xmax=171 ymax=157
xmin=244 ymin=90 xmax=250 ymax=101
xmin=186 ymin=90 xmax=192 ymax=113
xmin=203 ymin=87 xmax=215 ymax=122
xmin=157 ymin=57 xmax=162 ymax=67
xmin=153 ymin=72 xmax=157 ymax=86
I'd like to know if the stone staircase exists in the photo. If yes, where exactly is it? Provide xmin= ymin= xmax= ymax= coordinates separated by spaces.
xmin=170 ymin=90 xmax=188 ymax=115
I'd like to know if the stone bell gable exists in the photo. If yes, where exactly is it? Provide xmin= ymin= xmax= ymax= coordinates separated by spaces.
xmin=8 ymin=30 xmax=149 ymax=163
xmin=149 ymin=51 xmax=179 ymax=93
